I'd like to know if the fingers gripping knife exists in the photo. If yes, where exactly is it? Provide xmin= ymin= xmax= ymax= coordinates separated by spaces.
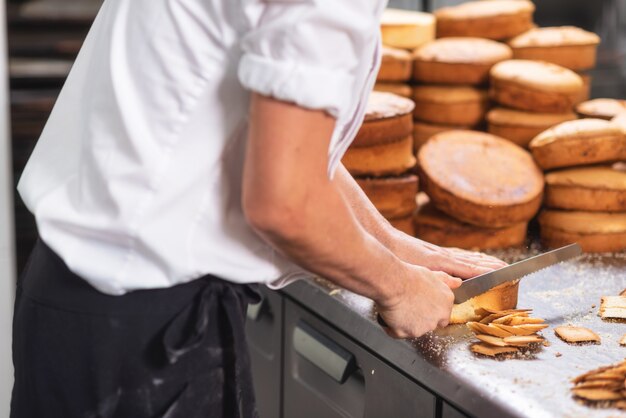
xmin=377 ymin=244 xmax=582 ymax=328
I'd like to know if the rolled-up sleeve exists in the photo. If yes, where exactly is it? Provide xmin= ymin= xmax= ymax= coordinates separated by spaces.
xmin=238 ymin=0 xmax=381 ymax=120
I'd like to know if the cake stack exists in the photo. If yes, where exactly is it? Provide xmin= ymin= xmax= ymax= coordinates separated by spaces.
xmin=507 ymin=26 xmax=601 ymax=104
xmin=343 ymin=91 xmax=418 ymax=235
xmin=403 ymin=0 xmax=534 ymax=152
xmin=528 ymin=118 xmax=626 ymax=253
xmin=374 ymin=47 xmax=413 ymax=99
xmin=487 ymin=59 xmax=584 ymax=148
xmin=414 ymin=130 xmax=544 ymax=322
xmin=411 ymin=37 xmax=511 ymax=151
xmin=377 ymin=7 xmax=435 ymax=100
xmin=486 ymin=26 xmax=600 ymax=148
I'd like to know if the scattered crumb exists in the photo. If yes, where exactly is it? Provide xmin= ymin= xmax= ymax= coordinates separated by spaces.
xmin=371 ymin=369 xmax=375 ymax=375
xmin=542 ymin=340 xmax=551 ymax=347
xmin=555 ymin=352 xmax=562 ymax=357
xmin=329 ymin=289 xmax=341 ymax=296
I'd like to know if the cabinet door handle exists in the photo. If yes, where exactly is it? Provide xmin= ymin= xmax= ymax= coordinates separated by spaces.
xmin=293 ymin=320 xmax=357 ymax=384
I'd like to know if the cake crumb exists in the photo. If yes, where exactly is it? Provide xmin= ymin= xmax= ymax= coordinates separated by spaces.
xmin=555 ymin=352 xmax=562 ymax=357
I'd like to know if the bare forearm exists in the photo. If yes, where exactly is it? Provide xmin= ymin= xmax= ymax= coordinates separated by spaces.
xmin=333 ymin=164 xmax=402 ymax=250
xmin=243 ymin=94 xmax=407 ymax=306
xmin=255 ymin=178 xmax=407 ymax=304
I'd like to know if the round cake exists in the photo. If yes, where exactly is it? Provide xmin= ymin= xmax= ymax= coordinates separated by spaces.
xmin=487 ymin=107 xmax=577 ymax=148
xmin=576 ymin=98 xmax=626 ymax=120
xmin=450 ymin=282 xmax=520 ymax=324
xmin=544 ymin=165 xmax=626 ymax=212
xmin=435 ymin=0 xmax=535 ymax=40
xmin=508 ymin=26 xmax=600 ymax=71
xmin=529 ymin=118 xmax=626 ymax=170
xmin=380 ymin=9 xmax=436 ymax=50
xmin=412 ymin=37 xmax=512 ymax=85
xmin=414 ymin=195 xmax=527 ymax=250
xmin=539 ymin=210 xmax=626 ymax=253
xmin=356 ymin=175 xmax=418 ymax=219
xmin=490 ymin=59 xmax=583 ymax=113
xmin=378 ymin=46 xmax=413 ymax=82
xmin=374 ymin=82 xmax=412 ymax=98
xmin=418 ymin=130 xmax=544 ymax=227
xmin=342 ymin=135 xmax=416 ymax=177
xmin=412 ymin=85 xmax=489 ymax=127
xmin=353 ymin=92 xmax=415 ymax=147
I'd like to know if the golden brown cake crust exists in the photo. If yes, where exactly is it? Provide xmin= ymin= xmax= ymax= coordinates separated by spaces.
xmin=374 ymin=83 xmax=412 ymax=98
xmin=378 ymin=47 xmax=413 ymax=82
xmin=508 ymin=27 xmax=600 ymax=70
xmin=487 ymin=107 xmax=577 ymax=148
xmin=380 ymin=9 xmax=436 ymax=50
xmin=509 ymin=27 xmax=600 ymax=70
xmin=363 ymin=91 xmax=415 ymax=122
xmin=412 ymin=38 xmax=512 ymax=85
xmin=356 ymin=175 xmax=418 ymax=219
xmin=414 ymin=38 xmax=513 ymax=64
xmin=576 ymin=72 xmax=592 ymax=104
xmin=354 ymin=113 xmax=413 ymax=147
xmin=353 ymin=92 xmax=415 ymax=147
xmin=613 ymin=112 xmax=626 ymax=134
xmin=509 ymin=26 xmax=600 ymax=48
xmin=412 ymin=86 xmax=489 ymax=126
xmin=414 ymin=199 xmax=527 ymax=250
xmin=529 ymin=119 xmax=626 ymax=170
xmin=450 ymin=282 xmax=520 ymax=324
xmin=490 ymin=60 xmax=583 ymax=93
xmin=539 ymin=210 xmax=626 ymax=253
xmin=490 ymin=60 xmax=583 ymax=112
xmin=544 ymin=166 xmax=626 ymax=212
xmin=418 ymin=130 xmax=544 ymax=227
xmin=435 ymin=0 xmax=534 ymax=40
xmin=576 ymin=99 xmax=626 ymax=120
xmin=343 ymin=135 xmax=416 ymax=177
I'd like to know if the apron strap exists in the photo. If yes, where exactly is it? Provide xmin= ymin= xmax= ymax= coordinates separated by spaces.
xmin=162 ymin=279 xmax=261 ymax=418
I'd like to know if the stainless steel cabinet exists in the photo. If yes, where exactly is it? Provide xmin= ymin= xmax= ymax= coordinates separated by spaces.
xmin=283 ymin=300 xmax=437 ymax=418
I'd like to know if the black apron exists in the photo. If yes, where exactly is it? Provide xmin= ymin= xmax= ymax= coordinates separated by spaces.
xmin=11 ymin=239 xmax=260 ymax=418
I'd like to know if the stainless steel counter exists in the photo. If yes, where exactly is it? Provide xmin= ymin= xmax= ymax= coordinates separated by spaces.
xmin=282 ymin=248 xmax=626 ymax=418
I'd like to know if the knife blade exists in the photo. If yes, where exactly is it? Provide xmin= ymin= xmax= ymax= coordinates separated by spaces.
xmin=452 ymin=243 xmax=582 ymax=304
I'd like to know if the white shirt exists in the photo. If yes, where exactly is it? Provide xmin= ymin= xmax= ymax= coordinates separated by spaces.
xmin=18 ymin=0 xmax=386 ymax=295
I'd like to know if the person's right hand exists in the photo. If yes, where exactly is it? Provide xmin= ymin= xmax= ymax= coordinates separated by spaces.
xmin=376 ymin=264 xmax=462 ymax=339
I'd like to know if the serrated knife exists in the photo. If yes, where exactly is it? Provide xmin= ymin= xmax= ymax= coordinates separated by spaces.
xmin=452 ymin=243 xmax=582 ymax=304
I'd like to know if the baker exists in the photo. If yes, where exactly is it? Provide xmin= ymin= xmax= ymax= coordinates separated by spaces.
xmin=11 ymin=1 xmax=505 ymax=417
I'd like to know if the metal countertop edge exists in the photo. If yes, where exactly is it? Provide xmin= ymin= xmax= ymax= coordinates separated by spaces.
xmin=280 ymin=278 xmax=521 ymax=418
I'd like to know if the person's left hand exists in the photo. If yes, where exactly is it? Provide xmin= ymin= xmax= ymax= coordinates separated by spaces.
xmin=388 ymin=230 xmax=508 ymax=280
